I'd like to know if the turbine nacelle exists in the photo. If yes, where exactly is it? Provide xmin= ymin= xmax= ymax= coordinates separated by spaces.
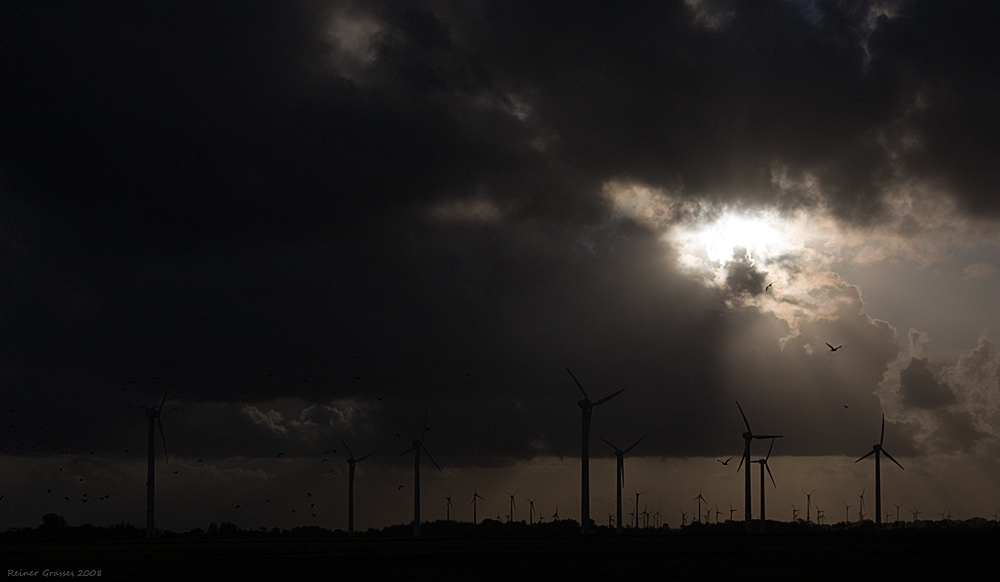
xmin=578 ymin=398 xmax=591 ymax=409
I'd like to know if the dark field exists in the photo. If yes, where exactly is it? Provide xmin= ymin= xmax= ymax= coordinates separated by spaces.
xmin=6 ymin=531 xmax=1000 ymax=581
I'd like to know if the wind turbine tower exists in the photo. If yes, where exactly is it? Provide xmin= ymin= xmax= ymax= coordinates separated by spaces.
xmin=599 ymin=435 xmax=644 ymax=534
xmin=802 ymin=489 xmax=816 ymax=524
xmin=736 ymin=401 xmax=782 ymax=532
xmin=471 ymin=490 xmax=485 ymax=524
xmin=506 ymin=489 xmax=518 ymax=523
xmin=342 ymin=438 xmax=372 ymax=536
xmin=633 ymin=488 xmax=646 ymax=529
xmin=567 ymin=369 xmax=624 ymax=534
xmin=752 ymin=438 xmax=777 ymax=532
xmin=856 ymin=414 xmax=904 ymax=531
xmin=401 ymin=408 xmax=442 ymax=535
xmin=132 ymin=387 xmax=169 ymax=539
xmin=693 ymin=490 xmax=708 ymax=524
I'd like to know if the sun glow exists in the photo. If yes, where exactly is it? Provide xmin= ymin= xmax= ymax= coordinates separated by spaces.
xmin=682 ymin=210 xmax=793 ymax=266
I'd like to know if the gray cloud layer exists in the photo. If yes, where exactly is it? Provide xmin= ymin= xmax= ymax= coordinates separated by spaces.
xmin=2 ymin=1 xmax=999 ymax=469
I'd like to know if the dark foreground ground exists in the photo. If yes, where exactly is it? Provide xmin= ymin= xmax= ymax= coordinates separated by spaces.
xmin=5 ymin=530 xmax=999 ymax=581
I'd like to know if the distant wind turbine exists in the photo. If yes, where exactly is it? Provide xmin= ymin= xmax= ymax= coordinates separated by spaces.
xmin=693 ymin=489 xmax=708 ymax=524
xmin=444 ymin=494 xmax=454 ymax=522
xmin=567 ymin=368 xmax=624 ymax=534
xmin=752 ymin=438 xmax=777 ymax=532
xmin=471 ymin=490 xmax=485 ymax=524
xmin=802 ymin=489 xmax=816 ymax=524
xmin=633 ymin=487 xmax=647 ymax=529
xmin=736 ymin=401 xmax=782 ymax=532
xmin=506 ymin=489 xmax=518 ymax=523
xmin=844 ymin=502 xmax=852 ymax=525
xmin=526 ymin=495 xmax=537 ymax=525
xmin=400 ymin=407 xmax=442 ymax=535
xmin=341 ymin=438 xmax=372 ymax=536
xmin=129 ymin=387 xmax=169 ymax=539
xmin=599 ymin=435 xmax=644 ymax=534
xmin=856 ymin=414 xmax=903 ymax=531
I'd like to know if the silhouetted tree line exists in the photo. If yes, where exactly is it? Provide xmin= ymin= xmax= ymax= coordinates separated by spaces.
xmin=5 ymin=513 xmax=1000 ymax=542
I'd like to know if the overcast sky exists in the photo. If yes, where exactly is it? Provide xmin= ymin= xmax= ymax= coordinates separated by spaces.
xmin=3 ymin=0 xmax=1000 ymax=532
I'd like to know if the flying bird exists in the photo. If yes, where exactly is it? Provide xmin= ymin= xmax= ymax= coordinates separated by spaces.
xmin=765 ymin=282 xmax=774 ymax=291
xmin=398 ymin=485 xmax=405 ymax=490
xmin=717 ymin=457 xmax=733 ymax=465
xmin=826 ymin=343 xmax=843 ymax=351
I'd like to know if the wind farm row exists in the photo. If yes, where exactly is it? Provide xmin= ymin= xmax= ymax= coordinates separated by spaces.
xmin=7 ymin=368 xmax=985 ymax=538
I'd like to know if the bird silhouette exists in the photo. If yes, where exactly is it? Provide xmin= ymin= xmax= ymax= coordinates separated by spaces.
xmin=826 ymin=343 xmax=843 ymax=351
xmin=398 ymin=485 xmax=405 ymax=490
xmin=717 ymin=457 xmax=733 ymax=465
xmin=765 ymin=282 xmax=774 ymax=291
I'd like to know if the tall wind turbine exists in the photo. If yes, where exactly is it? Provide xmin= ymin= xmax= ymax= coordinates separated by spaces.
xmin=401 ymin=408 xmax=442 ymax=536
xmin=444 ymin=494 xmax=454 ymax=522
xmin=856 ymin=414 xmax=904 ymax=531
xmin=131 ymin=387 xmax=169 ymax=539
xmin=693 ymin=490 xmax=708 ymax=524
xmin=567 ymin=368 xmax=624 ymax=534
xmin=599 ymin=435 xmax=644 ymax=534
xmin=341 ymin=438 xmax=372 ymax=536
xmin=752 ymin=438 xmax=777 ymax=532
xmin=506 ymin=489 xmax=518 ymax=523
xmin=633 ymin=487 xmax=646 ymax=529
xmin=736 ymin=401 xmax=782 ymax=532
xmin=802 ymin=489 xmax=816 ymax=524
xmin=471 ymin=490 xmax=485 ymax=524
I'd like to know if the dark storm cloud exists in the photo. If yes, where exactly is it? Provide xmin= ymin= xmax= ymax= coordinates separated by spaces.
xmin=2 ymin=0 xmax=999 ymax=469
xmin=898 ymin=357 xmax=955 ymax=409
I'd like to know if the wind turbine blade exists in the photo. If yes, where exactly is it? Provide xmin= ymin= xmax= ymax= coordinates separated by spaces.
xmin=158 ymin=387 xmax=169 ymax=414
xmin=566 ymin=368 xmax=589 ymax=399
xmin=356 ymin=452 xmax=373 ymax=462
xmin=736 ymin=401 xmax=751 ymax=432
xmin=422 ymin=406 xmax=429 ymax=439
xmin=593 ymin=388 xmax=625 ymax=406
xmin=766 ymin=463 xmax=776 ymax=488
xmin=158 ymin=418 xmax=169 ymax=465
xmin=765 ymin=438 xmax=774 ymax=461
xmin=754 ymin=434 xmax=782 ymax=439
xmin=856 ymin=448 xmax=876 ymax=463
xmin=880 ymin=414 xmax=885 ymax=446
xmin=422 ymin=444 xmax=442 ymax=472
xmin=737 ymin=450 xmax=745 ymax=473
xmin=619 ymin=462 xmax=624 ymax=488
xmin=400 ymin=445 xmax=416 ymax=456
xmin=598 ymin=436 xmax=618 ymax=451
xmin=624 ymin=435 xmax=645 ymax=453
xmin=340 ymin=438 xmax=355 ymax=460
xmin=882 ymin=449 xmax=904 ymax=470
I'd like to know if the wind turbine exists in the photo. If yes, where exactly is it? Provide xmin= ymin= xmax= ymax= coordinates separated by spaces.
xmin=736 ymin=401 xmax=782 ymax=532
xmin=693 ymin=490 xmax=708 ymax=524
xmin=802 ymin=489 xmax=816 ymax=524
xmin=471 ymin=490 xmax=485 ymax=524
xmin=599 ymin=435 xmax=644 ymax=534
xmin=130 ymin=387 xmax=169 ymax=539
xmin=791 ymin=504 xmax=799 ymax=521
xmin=567 ymin=368 xmax=624 ymax=534
xmin=856 ymin=414 xmax=904 ymax=531
xmin=633 ymin=488 xmax=646 ymax=529
xmin=552 ymin=506 xmax=559 ymax=521
xmin=526 ymin=495 xmax=537 ymax=525
xmin=444 ymin=494 xmax=454 ymax=522
xmin=506 ymin=489 xmax=518 ymax=523
xmin=894 ymin=502 xmax=902 ymax=523
xmin=400 ymin=408 xmax=442 ymax=535
xmin=859 ymin=488 xmax=866 ymax=522
xmin=341 ymin=438 xmax=372 ymax=536
xmin=752 ymin=438 xmax=777 ymax=532
xmin=844 ymin=502 xmax=852 ymax=525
